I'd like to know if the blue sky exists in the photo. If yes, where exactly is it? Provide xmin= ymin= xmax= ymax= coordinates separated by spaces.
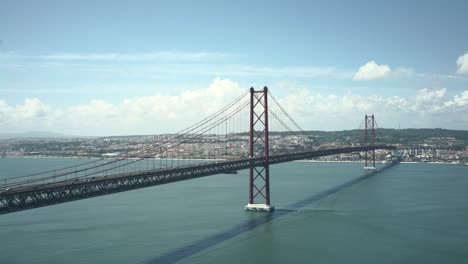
xmin=1 ymin=0 xmax=468 ymax=135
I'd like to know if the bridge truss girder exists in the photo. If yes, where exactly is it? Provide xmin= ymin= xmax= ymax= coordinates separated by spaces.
xmin=0 ymin=146 xmax=396 ymax=215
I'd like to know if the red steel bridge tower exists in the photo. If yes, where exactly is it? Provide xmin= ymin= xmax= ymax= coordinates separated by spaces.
xmin=364 ymin=114 xmax=376 ymax=170
xmin=245 ymin=87 xmax=274 ymax=212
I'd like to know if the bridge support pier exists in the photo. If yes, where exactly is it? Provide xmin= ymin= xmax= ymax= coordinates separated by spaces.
xmin=364 ymin=114 xmax=376 ymax=170
xmin=245 ymin=203 xmax=274 ymax=212
xmin=245 ymin=86 xmax=274 ymax=212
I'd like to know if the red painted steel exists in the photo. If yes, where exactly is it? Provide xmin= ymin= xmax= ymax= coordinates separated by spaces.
xmin=248 ymin=87 xmax=271 ymax=205
xmin=264 ymin=87 xmax=270 ymax=205
xmin=364 ymin=114 xmax=376 ymax=167
xmin=249 ymin=87 xmax=254 ymax=204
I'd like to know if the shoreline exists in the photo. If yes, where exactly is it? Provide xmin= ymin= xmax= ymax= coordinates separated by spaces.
xmin=294 ymin=160 xmax=465 ymax=165
xmin=1 ymin=156 xmax=465 ymax=166
xmin=0 ymin=156 xmax=227 ymax=162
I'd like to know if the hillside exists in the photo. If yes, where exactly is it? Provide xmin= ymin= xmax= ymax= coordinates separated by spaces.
xmin=272 ymin=128 xmax=468 ymax=149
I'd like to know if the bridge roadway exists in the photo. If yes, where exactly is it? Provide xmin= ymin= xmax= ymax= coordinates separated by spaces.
xmin=0 ymin=145 xmax=396 ymax=214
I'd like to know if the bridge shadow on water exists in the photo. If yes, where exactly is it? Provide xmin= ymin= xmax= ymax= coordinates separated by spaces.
xmin=143 ymin=162 xmax=399 ymax=264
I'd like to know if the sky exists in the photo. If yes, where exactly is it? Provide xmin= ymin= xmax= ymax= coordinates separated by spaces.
xmin=1 ymin=0 xmax=468 ymax=136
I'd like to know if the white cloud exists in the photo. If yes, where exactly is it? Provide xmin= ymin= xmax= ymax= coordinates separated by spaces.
xmin=1 ymin=70 xmax=468 ymax=134
xmin=1 ymin=81 xmax=468 ymax=135
xmin=44 ymin=62 xmax=353 ymax=79
xmin=353 ymin=61 xmax=391 ymax=81
xmin=0 ymin=52 xmax=354 ymax=80
xmin=39 ymin=52 xmax=227 ymax=61
xmin=3 ymin=52 xmax=467 ymax=82
xmin=415 ymin=88 xmax=446 ymax=103
xmin=0 ymin=78 xmax=244 ymax=136
xmin=445 ymin=90 xmax=468 ymax=107
xmin=392 ymin=67 xmax=415 ymax=78
xmin=456 ymin=52 xmax=468 ymax=75
xmin=414 ymin=88 xmax=447 ymax=113
xmin=221 ymin=65 xmax=352 ymax=79
xmin=0 ymin=51 xmax=227 ymax=62
xmin=16 ymin=98 xmax=50 ymax=119
xmin=275 ymin=87 xmax=468 ymax=130
xmin=0 ymin=98 xmax=50 ymax=121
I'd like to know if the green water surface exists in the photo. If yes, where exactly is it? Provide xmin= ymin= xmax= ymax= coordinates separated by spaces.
xmin=0 ymin=159 xmax=467 ymax=264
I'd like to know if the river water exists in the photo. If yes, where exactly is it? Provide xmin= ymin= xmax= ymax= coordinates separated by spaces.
xmin=0 ymin=158 xmax=467 ymax=264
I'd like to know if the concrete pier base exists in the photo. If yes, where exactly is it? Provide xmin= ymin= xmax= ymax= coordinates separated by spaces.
xmin=245 ymin=203 xmax=275 ymax=212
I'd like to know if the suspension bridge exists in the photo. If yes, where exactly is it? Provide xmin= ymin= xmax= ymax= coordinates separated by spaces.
xmin=0 ymin=87 xmax=396 ymax=214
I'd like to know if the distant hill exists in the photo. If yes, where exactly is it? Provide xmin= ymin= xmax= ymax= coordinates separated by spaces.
xmin=271 ymin=128 xmax=468 ymax=149
xmin=0 ymin=131 xmax=66 ymax=139
xmin=2 ymin=128 xmax=467 ymax=148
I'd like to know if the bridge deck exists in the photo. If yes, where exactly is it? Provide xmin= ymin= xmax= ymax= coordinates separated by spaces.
xmin=0 ymin=146 xmax=396 ymax=214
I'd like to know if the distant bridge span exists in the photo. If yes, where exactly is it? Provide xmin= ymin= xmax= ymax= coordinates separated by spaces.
xmin=0 ymin=145 xmax=395 ymax=215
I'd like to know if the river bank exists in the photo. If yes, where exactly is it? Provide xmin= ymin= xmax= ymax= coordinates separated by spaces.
xmin=3 ymin=156 xmax=466 ymax=166
xmin=294 ymin=160 xmax=466 ymax=165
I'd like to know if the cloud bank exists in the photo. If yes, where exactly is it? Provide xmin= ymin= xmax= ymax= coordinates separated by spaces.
xmin=1 ymin=79 xmax=468 ymax=136
xmin=0 ymin=79 xmax=244 ymax=136
xmin=278 ymin=87 xmax=468 ymax=130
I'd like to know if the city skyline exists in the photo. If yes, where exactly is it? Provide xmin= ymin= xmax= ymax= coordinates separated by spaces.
xmin=1 ymin=0 xmax=468 ymax=136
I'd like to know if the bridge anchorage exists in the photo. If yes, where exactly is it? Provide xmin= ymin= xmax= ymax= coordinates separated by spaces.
xmin=245 ymin=87 xmax=274 ymax=212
